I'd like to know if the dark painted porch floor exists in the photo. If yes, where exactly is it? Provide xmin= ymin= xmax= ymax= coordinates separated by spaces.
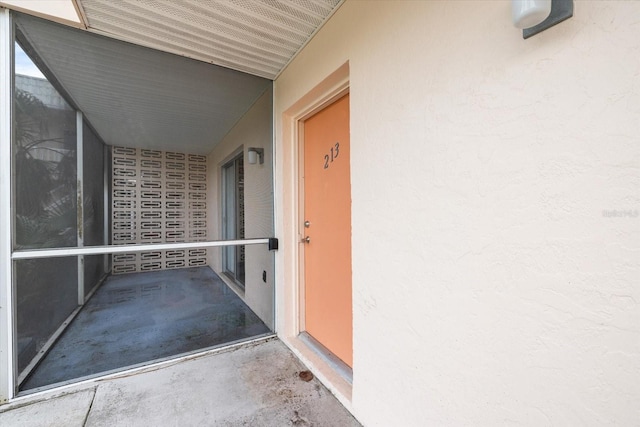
xmin=22 ymin=267 xmax=270 ymax=391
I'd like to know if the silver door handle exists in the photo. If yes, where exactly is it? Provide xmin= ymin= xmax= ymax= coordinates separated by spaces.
xmin=302 ymin=236 xmax=310 ymax=243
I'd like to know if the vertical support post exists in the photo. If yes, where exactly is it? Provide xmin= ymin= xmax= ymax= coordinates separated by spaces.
xmin=76 ymin=111 xmax=84 ymax=305
xmin=0 ymin=8 xmax=14 ymax=402
xmin=103 ymin=145 xmax=109 ymax=273
xmin=270 ymin=86 xmax=278 ymax=330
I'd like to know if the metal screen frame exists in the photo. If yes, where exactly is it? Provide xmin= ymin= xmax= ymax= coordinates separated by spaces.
xmin=0 ymin=8 xmax=15 ymax=403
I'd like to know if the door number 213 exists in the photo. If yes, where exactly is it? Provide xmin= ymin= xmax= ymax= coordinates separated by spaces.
xmin=323 ymin=142 xmax=340 ymax=169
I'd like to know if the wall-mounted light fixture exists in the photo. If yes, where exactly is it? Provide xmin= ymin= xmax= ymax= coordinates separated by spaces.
xmin=512 ymin=0 xmax=573 ymax=39
xmin=247 ymin=147 xmax=264 ymax=165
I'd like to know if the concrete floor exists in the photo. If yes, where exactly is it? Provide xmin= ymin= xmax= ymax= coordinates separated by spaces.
xmin=1 ymin=339 xmax=361 ymax=426
xmin=22 ymin=267 xmax=270 ymax=391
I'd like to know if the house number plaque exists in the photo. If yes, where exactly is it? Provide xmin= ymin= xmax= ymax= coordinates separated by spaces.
xmin=323 ymin=142 xmax=340 ymax=169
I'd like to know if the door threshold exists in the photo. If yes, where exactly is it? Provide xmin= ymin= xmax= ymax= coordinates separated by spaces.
xmin=282 ymin=333 xmax=353 ymax=413
xmin=14 ymin=333 xmax=276 ymax=401
xmin=298 ymin=332 xmax=352 ymax=384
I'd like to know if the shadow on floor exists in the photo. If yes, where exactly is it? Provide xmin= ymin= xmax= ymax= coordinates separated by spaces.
xmin=21 ymin=267 xmax=270 ymax=391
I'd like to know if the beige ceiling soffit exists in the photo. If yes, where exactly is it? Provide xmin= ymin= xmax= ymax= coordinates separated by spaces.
xmin=75 ymin=0 xmax=342 ymax=80
xmin=72 ymin=0 xmax=88 ymax=29
xmin=274 ymin=0 xmax=346 ymax=80
xmin=0 ymin=1 xmax=84 ymax=28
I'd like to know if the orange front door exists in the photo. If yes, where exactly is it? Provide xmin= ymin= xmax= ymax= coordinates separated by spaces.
xmin=302 ymin=93 xmax=352 ymax=367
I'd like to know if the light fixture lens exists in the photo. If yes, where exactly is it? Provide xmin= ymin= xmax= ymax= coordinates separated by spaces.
xmin=512 ymin=0 xmax=552 ymax=29
xmin=247 ymin=150 xmax=258 ymax=165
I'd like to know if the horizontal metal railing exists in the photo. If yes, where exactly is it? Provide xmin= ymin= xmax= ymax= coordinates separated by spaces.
xmin=11 ymin=238 xmax=278 ymax=260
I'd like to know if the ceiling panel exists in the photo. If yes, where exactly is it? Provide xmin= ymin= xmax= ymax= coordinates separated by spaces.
xmin=77 ymin=0 xmax=344 ymax=79
xmin=15 ymin=13 xmax=272 ymax=154
xmin=11 ymin=1 xmax=344 ymax=154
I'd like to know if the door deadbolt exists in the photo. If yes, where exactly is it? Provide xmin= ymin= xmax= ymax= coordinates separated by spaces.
xmin=304 ymin=220 xmax=311 ymax=228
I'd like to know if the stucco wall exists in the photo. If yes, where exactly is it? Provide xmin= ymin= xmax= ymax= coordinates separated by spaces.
xmin=274 ymin=1 xmax=640 ymax=425
xmin=207 ymin=87 xmax=274 ymax=329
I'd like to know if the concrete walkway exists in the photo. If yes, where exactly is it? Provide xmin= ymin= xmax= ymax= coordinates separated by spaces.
xmin=0 ymin=339 xmax=361 ymax=426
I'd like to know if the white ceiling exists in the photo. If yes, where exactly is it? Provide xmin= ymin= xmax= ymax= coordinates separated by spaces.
xmin=77 ymin=0 xmax=343 ymax=80
xmin=15 ymin=13 xmax=272 ymax=154
xmin=10 ymin=1 xmax=344 ymax=154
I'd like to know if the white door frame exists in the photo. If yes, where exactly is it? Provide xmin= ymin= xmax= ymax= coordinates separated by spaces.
xmin=277 ymin=62 xmax=352 ymax=408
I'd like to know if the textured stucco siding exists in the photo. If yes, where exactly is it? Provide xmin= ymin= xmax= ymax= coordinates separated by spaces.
xmin=275 ymin=1 xmax=640 ymax=425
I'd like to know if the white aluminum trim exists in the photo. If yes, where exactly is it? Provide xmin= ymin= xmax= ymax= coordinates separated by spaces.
xmin=76 ymin=111 xmax=84 ymax=247
xmin=12 ymin=239 xmax=271 ymax=260
xmin=78 ymin=255 xmax=84 ymax=305
xmin=271 ymin=87 xmax=278 ymax=332
xmin=0 ymin=8 xmax=14 ymax=402
xmin=76 ymin=111 xmax=84 ymax=305
xmin=102 ymin=144 xmax=109 ymax=272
